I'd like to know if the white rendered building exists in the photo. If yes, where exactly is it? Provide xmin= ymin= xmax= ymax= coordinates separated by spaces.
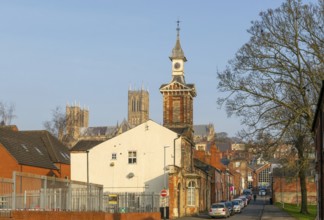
xmin=70 ymin=119 xmax=181 ymax=193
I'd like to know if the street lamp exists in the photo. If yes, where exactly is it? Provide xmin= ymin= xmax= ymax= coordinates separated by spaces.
xmin=163 ymin=146 xmax=170 ymax=220
xmin=86 ymin=150 xmax=90 ymax=211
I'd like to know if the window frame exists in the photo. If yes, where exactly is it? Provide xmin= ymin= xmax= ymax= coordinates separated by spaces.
xmin=128 ymin=151 xmax=137 ymax=164
xmin=187 ymin=181 xmax=196 ymax=206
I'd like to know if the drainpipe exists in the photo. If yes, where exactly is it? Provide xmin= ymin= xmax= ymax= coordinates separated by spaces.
xmin=173 ymin=135 xmax=180 ymax=166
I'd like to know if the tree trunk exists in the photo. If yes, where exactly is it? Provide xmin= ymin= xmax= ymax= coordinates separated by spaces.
xmin=297 ymin=135 xmax=309 ymax=214
xmin=299 ymin=165 xmax=309 ymax=214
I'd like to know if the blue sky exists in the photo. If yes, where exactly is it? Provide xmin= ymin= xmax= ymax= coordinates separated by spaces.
xmin=0 ymin=0 xmax=316 ymax=137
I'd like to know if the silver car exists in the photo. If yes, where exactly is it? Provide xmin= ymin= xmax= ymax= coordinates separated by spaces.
xmin=232 ymin=198 xmax=244 ymax=209
xmin=209 ymin=202 xmax=230 ymax=218
xmin=231 ymin=200 xmax=242 ymax=213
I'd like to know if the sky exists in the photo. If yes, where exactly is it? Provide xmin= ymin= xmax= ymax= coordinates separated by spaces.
xmin=0 ymin=0 xmax=316 ymax=137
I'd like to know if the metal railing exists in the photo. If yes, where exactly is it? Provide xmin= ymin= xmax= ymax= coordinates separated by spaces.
xmin=103 ymin=192 xmax=162 ymax=213
xmin=9 ymin=172 xmax=103 ymax=212
xmin=0 ymin=177 xmax=13 ymax=217
xmin=0 ymin=172 xmax=162 ymax=215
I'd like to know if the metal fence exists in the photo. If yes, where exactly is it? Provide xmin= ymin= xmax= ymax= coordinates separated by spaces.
xmin=103 ymin=192 xmax=162 ymax=213
xmin=0 ymin=177 xmax=13 ymax=217
xmin=0 ymin=172 xmax=163 ymax=216
xmin=0 ymin=171 xmax=103 ymax=214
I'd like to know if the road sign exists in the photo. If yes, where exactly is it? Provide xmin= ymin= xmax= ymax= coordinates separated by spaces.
xmin=160 ymin=189 xmax=168 ymax=197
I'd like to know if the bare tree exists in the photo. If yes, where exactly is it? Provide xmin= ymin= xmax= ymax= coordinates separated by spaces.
xmin=43 ymin=106 xmax=66 ymax=139
xmin=0 ymin=102 xmax=16 ymax=125
xmin=217 ymin=0 xmax=323 ymax=214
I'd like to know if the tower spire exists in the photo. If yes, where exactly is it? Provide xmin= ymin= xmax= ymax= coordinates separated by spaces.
xmin=169 ymin=19 xmax=186 ymax=61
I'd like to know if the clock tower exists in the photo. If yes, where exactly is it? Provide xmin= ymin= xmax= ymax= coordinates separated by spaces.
xmin=160 ymin=21 xmax=196 ymax=135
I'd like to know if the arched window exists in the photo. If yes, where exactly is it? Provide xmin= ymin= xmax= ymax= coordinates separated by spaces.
xmin=187 ymin=181 xmax=195 ymax=206
xmin=132 ymin=99 xmax=135 ymax=112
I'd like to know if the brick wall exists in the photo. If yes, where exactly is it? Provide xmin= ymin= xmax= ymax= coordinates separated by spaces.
xmin=0 ymin=145 xmax=19 ymax=178
xmin=273 ymin=177 xmax=317 ymax=204
xmin=0 ymin=145 xmax=70 ymax=179
xmin=11 ymin=211 xmax=161 ymax=220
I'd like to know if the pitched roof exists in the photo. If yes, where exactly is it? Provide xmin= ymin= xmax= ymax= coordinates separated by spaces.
xmin=70 ymin=140 xmax=104 ymax=152
xmin=80 ymin=126 xmax=116 ymax=136
xmin=0 ymin=128 xmax=70 ymax=170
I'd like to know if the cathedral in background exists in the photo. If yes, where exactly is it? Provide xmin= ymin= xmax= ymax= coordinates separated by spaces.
xmin=61 ymin=87 xmax=149 ymax=148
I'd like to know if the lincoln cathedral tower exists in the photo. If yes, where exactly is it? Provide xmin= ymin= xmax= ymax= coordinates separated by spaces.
xmin=128 ymin=88 xmax=149 ymax=127
xmin=65 ymin=104 xmax=89 ymax=140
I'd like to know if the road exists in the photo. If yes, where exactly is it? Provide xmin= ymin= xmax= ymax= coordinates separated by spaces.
xmin=177 ymin=195 xmax=269 ymax=220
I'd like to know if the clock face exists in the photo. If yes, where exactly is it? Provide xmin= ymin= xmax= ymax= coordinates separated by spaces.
xmin=174 ymin=62 xmax=181 ymax=69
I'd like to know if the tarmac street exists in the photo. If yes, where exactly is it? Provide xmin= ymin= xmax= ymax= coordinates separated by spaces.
xmin=176 ymin=195 xmax=297 ymax=220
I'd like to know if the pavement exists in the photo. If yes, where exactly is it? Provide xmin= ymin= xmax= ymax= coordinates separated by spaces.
xmin=261 ymin=199 xmax=297 ymax=220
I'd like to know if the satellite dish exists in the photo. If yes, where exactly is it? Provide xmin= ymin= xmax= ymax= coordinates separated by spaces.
xmin=127 ymin=172 xmax=134 ymax=179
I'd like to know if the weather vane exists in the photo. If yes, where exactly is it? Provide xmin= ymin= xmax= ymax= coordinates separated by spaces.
xmin=176 ymin=19 xmax=181 ymax=36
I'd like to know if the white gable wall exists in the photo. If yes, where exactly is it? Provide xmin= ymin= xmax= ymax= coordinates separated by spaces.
xmin=71 ymin=120 xmax=181 ymax=194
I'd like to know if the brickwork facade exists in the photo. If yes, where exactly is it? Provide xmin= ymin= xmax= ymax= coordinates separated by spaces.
xmin=273 ymin=177 xmax=317 ymax=204
xmin=161 ymin=86 xmax=195 ymax=131
xmin=0 ymin=144 xmax=70 ymax=179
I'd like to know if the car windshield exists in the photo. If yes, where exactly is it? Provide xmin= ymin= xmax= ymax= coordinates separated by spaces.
xmin=212 ymin=204 xmax=225 ymax=208
xmin=232 ymin=201 xmax=239 ymax=205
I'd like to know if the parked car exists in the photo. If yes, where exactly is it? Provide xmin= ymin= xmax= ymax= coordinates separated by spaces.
xmin=259 ymin=189 xmax=266 ymax=196
xmin=231 ymin=200 xmax=242 ymax=213
xmin=209 ymin=203 xmax=230 ymax=218
xmin=243 ymin=188 xmax=252 ymax=195
xmin=224 ymin=201 xmax=235 ymax=216
xmin=238 ymin=196 xmax=248 ymax=206
xmin=241 ymin=194 xmax=251 ymax=203
xmin=232 ymin=198 xmax=244 ymax=209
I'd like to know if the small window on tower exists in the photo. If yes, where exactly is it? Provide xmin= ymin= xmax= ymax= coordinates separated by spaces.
xmin=112 ymin=153 xmax=117 ymax=160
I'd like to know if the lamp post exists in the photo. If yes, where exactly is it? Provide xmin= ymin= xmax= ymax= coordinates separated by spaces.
xmin=163 ymin=146 xmax=170 ymax=220
xmin=86 ymin=150 xmax=89 ymax=211
xmin=226 ymin=168 xmax=230 ymax=201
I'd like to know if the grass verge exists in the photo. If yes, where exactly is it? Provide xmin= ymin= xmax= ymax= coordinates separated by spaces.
xmin=274 ymin=202 xmax=317 ymax=220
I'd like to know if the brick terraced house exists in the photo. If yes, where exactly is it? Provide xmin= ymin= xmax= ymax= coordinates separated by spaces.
xmin=0 ymin=126 xmax=70 ymax=179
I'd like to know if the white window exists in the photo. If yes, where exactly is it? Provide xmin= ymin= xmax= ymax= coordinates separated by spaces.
xmin=112 ymin=153 xmax=117 ymax=160
xmin=187 ymin=181 xmax=195 ymax=206
xmin=128 ymin=151 xmax=137 ymax=164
